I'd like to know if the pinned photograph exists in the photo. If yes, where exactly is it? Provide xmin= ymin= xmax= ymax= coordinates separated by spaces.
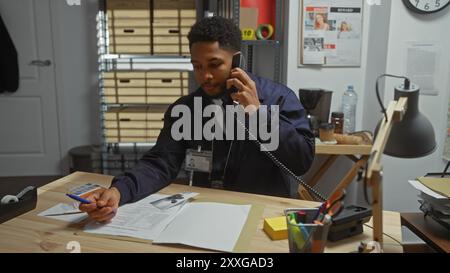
xmin=150 ymin=192 xmax=198 ymax=210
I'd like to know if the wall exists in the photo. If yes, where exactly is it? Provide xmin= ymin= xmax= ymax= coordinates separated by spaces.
xmin=382 ymin=1 xmax=450 ymax=243
xmin=51 ymin=0 xmax=101 ymax=173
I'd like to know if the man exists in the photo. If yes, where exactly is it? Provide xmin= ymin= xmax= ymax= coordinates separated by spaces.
xmin=80 ymin=16 xmax=314 ymax=223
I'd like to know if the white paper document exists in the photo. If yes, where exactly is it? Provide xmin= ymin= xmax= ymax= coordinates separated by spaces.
xmin=153 ymin=202 xmax=251 ymax=253
xmin=408 ymin=180 xmax=447 ymax=199
xmin=38 ymin=203 xmax=88 ymax=223
xmin=83 ymin=193 xmax=194 ymax=241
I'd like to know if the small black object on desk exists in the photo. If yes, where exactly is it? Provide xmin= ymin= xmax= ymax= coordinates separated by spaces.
xmin=328 ymin=205 xmax=372 ymax=242
xmin=0 ymin=186 xmax=37 ymax=224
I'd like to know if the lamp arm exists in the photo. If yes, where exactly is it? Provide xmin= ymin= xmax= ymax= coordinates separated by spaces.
xmin=366 ymin=97 xmax=408 ymax=246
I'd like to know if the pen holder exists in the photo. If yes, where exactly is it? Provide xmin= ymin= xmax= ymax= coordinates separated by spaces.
xmin=285 ymin=208 xmax=331 ymax=253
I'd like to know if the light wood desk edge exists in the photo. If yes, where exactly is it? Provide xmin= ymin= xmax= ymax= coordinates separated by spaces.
xmin=0 ymin=172 xmax=403 ymax=253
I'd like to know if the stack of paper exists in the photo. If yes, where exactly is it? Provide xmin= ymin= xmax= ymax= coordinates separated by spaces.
xmin=39 ymin=191 xmax=254 ymax=252
xmin=409 ymin=178 xmax=450 ymax=230
xmin=83 ymin=192 xmax=198 ymax=241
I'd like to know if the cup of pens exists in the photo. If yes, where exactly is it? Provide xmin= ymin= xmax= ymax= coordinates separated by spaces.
xmin=285 ymin=208 xmax=331 ymax=253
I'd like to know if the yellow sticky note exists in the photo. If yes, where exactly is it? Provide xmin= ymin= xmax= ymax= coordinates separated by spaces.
xmin=241 ymin=29 xmax=256 ymax=40
xmin=263 ymin=216 xmax=287 ymax=240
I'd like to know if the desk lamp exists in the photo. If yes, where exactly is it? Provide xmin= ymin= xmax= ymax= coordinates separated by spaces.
xmin=366 ymin=74 xmax=436 ymax=248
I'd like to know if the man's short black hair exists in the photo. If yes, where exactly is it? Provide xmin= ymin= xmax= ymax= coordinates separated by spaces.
xmin=188 ymin=16 xmax=242 ymax=52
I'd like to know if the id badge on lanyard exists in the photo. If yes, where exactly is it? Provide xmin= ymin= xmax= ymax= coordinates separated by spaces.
xmin=185 ymin=148 xmax=212 ymax=173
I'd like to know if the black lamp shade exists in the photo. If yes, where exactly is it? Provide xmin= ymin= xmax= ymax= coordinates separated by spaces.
xmin=382 ymin=84 xmax=436 ymax=158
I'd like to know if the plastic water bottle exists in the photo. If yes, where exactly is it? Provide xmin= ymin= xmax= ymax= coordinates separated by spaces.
xmin=341 ymin=85 xmax=358 ymax=134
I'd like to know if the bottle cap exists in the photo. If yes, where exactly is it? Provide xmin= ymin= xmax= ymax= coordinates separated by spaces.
xmin=319 ymin=123 xmax=335 ymax=130
xmin=332 ymin=112 xmax=344 ymax=118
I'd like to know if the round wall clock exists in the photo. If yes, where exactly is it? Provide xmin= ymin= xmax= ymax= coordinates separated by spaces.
xmin=402 ymin=0 xmax=450 ymax=14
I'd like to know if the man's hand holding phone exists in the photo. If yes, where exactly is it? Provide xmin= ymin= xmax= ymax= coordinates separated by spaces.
xmin=78 ymin=187 xmax=121 ymax=223
xmin=227 ymin=67 xmax=260 ymax=113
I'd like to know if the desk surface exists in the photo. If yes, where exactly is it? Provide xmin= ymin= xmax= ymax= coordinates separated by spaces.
xmin=401 ymin=213 xmax=450 ymax=253
xmin=0 ymin=172 xmax=402 ymax=253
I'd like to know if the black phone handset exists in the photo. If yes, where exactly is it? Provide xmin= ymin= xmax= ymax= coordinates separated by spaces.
xmin=227 ymin=52 xmax=242 ymax=94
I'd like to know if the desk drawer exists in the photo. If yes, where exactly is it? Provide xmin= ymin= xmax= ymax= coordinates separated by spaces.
xmin=104 ymin=107 xmax=167 ymax=143
xmin=106 ymin=0 xmax=196 ymax=55
xmin=153 ymin=26 xmax=190 ymax=36
xmin=153 ymin=9 xmax=196 ymax=18
xmin=102 ymin=71 xmax=189 ymax=104
xmin=153 ymin=44 xmax=189 ymax=55
xmin=104 ymin=95 xmax=180 ymax=104
xmin=107 ymin=0 xmax=150 ymax=10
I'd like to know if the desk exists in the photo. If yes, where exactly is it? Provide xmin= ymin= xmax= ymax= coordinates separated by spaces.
xmin=0 ymin=172 xmax=402 ymax=253
xmin=299 ymin=143 xmax=372 ymax=201
xmin=401 ymin=213 xmax=450 ymax=253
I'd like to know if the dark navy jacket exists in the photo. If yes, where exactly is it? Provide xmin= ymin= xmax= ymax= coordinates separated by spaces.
xmin=112 ymin=74 xmax=315 ymax=206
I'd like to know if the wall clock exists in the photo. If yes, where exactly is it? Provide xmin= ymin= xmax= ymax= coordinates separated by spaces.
xmin=402 ymin=0 xmax=450 ymax=14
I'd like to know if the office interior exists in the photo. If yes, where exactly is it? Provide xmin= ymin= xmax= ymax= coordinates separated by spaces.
xmin=0 ymin=0 xmax=449 ymax=253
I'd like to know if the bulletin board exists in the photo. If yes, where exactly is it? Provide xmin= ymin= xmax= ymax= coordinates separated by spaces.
xmin=299 ymin=0 xmax=364 ymax=67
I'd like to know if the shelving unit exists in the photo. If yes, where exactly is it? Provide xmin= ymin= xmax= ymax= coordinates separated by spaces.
xmin=96 ymin=0 xmax=197 ymax=175
xmin=94 ymin=0 xmax=284 ymax=175
xmin=213 ymin=0 xmax=284 ymax=83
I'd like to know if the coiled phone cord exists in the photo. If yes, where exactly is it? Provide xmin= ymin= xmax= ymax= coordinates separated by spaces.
xmin=235 ymin=116 xmax=327 ymax=201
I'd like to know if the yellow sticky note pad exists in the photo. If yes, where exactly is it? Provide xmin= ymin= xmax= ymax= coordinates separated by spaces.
xmin=241 ymin=28 xmax=256 ymax=40
xmin=263 ymin=216 xmax=287 ymax=240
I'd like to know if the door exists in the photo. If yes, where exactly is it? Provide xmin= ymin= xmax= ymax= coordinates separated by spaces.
xmin=0 ymin=0 xmax=61 ymax=176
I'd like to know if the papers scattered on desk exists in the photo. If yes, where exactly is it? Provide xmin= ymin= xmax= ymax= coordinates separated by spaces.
xmin=153 ymin=202 xmax=251 ymax=253
xmin=38 ymin=203 xmax=88 ymax=223
xmin=83 ymin=193 xmax=197 ymax=241
xmin=408 ymin=180 xmax=447 ymax=199
xmin=81 ymin=192 xmax=251 ymax=252
xmin=417 ymin=177 xmax=450 ymax=198
xmin=409 ymin=179 xmax=450 ymax=229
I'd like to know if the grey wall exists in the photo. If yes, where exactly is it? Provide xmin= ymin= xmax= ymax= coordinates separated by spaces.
xmin=381 ymin=0 xmax=450 ymax=243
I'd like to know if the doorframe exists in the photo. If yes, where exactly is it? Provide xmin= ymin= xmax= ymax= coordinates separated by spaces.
xmin=49 ymin=0 xmax=70 ymax=174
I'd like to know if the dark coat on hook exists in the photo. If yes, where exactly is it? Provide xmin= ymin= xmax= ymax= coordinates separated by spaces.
xmin=0 ymin=14 xmax=19 ymax=93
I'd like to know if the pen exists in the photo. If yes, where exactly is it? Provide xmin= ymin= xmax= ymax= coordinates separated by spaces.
xmin=66 ymin=193 xmax=92 ymax=204
xmin=44 ymin=211 xmax=86 ymax=217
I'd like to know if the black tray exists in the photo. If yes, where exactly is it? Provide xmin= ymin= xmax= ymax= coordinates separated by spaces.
xmin=0 ymin=187 xmax=37 ymax=224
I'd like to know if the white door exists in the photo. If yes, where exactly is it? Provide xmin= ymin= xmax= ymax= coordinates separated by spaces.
xmin=0 ymin=0 xmax=61 ymax=176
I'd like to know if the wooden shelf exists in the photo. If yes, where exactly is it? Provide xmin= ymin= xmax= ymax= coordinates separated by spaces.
xmin=316 ymin=144 xmax=372 ymax=155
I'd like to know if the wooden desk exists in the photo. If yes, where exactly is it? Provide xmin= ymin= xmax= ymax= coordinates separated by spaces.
xmin=401 ymin=213 xmax=450 ymax=253
xmin=0 ymin=172 xmax=402 ymax=253
xmin=299 ymin=143 xmax=372 ymax=200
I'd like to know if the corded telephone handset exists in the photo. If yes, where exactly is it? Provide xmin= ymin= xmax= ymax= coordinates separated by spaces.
xmin=227 ymin=52 xmax=243 ymax=95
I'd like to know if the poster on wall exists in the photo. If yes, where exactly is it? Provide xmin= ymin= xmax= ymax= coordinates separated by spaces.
xmin=406 ymin=42 xmax=441 ymax=96
xmin=299 ymin=0 xmax=363 ymax=66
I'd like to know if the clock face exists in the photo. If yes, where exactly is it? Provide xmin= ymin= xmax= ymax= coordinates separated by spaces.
xmin=403 ymin=0 xmax=450 ymax=14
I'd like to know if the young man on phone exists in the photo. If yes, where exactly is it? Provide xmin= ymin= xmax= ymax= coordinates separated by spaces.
xmin=80 ymin=16 xmax=314 ymax=223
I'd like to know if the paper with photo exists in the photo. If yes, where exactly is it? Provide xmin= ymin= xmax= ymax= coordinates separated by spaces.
xmin=150 ymin=192 xmax=198 ymax=210
xmin=83 ymin=193 xmax=190 ymax=241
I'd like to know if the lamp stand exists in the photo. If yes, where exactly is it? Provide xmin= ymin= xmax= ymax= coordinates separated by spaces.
xmin=366 ymin=97 xmax=408 ymax=249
